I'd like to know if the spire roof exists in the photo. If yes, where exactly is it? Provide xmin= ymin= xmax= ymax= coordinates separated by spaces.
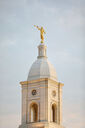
xmin=27 ymin=43 xmax=58 ymax=81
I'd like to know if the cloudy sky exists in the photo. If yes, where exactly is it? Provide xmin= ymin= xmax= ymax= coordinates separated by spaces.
xmin=0 ymin=0 xmax=85 ymax=128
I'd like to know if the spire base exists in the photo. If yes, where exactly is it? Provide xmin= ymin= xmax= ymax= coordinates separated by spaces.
xmin=37 ymin=43 xmax=47 ymax=59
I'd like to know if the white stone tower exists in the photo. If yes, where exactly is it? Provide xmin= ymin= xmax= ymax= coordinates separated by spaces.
xmin=19 ymin=43 xmax=64 ymax=128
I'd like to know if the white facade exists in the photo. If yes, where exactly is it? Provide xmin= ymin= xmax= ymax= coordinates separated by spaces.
xmin=19 ymin=43 xmax=64 ymax=128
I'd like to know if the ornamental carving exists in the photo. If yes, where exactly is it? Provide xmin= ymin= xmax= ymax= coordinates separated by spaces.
xmin=32 ymin=90 xmax=37 ymax=96
xmin=52 ymin=90 xmax=56 ymax=97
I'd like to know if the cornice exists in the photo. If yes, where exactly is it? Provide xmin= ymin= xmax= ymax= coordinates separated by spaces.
xmin=20 ymin=78 xmax=64 ymax=87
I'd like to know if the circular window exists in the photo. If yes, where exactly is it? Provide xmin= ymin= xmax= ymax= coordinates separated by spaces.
xmin=32 ymin=90 xmax=37 ymax=96
xmin=52 ymin=91 xmax=56 ymax=97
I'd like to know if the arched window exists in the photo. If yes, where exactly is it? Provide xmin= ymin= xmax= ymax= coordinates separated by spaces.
xmin=52 ymin=104 xmax=57 ymax=122
xmin=31 ymin=103 xmax=38 ymax=122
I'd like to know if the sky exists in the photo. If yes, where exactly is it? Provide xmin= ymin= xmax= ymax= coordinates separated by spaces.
xmin=0 ymin=0 xmax=85 ymax=128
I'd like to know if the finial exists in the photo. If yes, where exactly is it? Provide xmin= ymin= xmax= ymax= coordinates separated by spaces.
xmin=34 ymin=25 xmax=46 ymax=43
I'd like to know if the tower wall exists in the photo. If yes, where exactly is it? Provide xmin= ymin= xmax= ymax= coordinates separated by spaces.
xmin=19 ymin=79 xmax=64 ymax=128
xmin=21 ymin=84 xmax=28 ymax=124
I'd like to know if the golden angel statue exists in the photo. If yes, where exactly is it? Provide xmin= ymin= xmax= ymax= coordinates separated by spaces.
xmin=34 ymin=25 xmax=46 ymax=43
